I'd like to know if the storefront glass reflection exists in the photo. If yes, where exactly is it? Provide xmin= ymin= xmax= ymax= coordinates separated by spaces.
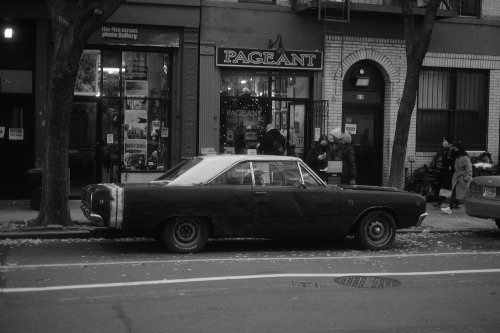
xmin=220 ymin=72 xmax=310 ymax=159
xmin=72 ymin=50 xmax=172 ymax=186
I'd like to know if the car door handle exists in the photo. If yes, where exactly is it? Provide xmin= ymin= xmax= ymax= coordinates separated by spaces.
xmin=254 ymin=191 xmax=268 ymax=195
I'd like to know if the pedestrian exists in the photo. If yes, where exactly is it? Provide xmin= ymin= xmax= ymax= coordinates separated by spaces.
xmin=306 ymin=134 xmax=329 ymax=180
xmin=441 ymin=142 xmax=473 ymax=215
xmin=257 ymin=124 xmax=285 ymax=155
xmin=431 ymin=136 xmax=455 ymax=208
xmin=328 ymin=128 xmax=357 ymax=185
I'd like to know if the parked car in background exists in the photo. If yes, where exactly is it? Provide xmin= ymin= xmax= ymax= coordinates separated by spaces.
xmin=464 ymin=175 xmax=500 ymax=229
xmin=81 ymin=155 xmax=427 ymax=253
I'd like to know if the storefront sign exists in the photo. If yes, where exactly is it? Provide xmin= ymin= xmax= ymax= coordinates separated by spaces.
xmin=88 ymin=24 xmax=180 ymax=47
xmin=102 ymin=26 xmax=138 ymax=40
xmin=216 ymin=47 xmax=323 ymax=70
xmin=225 ymin=109 xmax=264 ymax=117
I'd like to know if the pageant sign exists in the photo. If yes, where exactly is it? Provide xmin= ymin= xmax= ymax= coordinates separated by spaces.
xmin=216 ymin=47 xmax=323 ymax=70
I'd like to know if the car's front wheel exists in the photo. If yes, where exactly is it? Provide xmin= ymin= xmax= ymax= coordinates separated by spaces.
xmin=162 ymin=217 xmax=208 ymax=254
xmin=354 ymin=211 xmax=396 ymax=250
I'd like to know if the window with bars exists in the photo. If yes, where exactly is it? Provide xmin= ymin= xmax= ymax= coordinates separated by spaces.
xmin=459 ymin=0 xmax=480 ymax=17
xmin=416 ymin=68 xmax=488 ymax=152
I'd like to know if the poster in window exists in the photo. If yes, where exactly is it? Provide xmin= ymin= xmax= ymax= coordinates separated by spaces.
xmin=123 ymin=52 xmax=148 ymax=80
xmin=126 ymin=99 xmax=147 ymax=111
xmin=151 ymin=120 xmax=160 ymax=137
xmin=124 ymin=109 xmax=147 ymax=170
xmin=281 ymin=111 xmax=287 ymax=128
xmin=124 ymin=139 xmax=147 ymax=170
xmin=274 ymin=112 xmax=281 ymax=130
xmin=125 ymin=80 xmax=148 ymax=97
xmin=124 ymin=109 xmax=147 ymax=140
xmin=74 ymin=51 xmax=99 ymax=96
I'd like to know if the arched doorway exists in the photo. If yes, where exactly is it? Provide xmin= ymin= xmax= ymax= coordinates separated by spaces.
xmin=342 ymin=61 xmax=384 ymax=186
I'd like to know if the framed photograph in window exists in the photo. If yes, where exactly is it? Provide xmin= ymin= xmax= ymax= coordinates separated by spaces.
xmin=281 ymin=111 xmax=287 ymax=128
xmin=125 ymin=80 xmax=148 ymax=97
xmin=74 ymin=50 xmax=99 ymax=96
xmin=274 ymin=112 xmax=281 ymax=130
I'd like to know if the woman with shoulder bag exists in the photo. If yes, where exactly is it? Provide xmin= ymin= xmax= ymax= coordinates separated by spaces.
xmin=441 ymin=142 xmax=473 ymax=215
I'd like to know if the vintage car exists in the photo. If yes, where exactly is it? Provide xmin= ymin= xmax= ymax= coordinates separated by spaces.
xmin=81 ymin=155 xmax=427 ymax=253
xmin=464 ymin=175 xmax=500 ymax=229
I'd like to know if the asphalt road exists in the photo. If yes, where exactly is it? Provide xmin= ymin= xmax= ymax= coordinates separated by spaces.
xmin=1 ymin=232 xmax=500 ymax=332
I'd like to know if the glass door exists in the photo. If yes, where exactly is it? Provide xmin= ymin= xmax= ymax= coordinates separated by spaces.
xmin=342 ymin=107 xmax=382 ymax=186
xmin=69 ymin=102 xmax=98 ymax=196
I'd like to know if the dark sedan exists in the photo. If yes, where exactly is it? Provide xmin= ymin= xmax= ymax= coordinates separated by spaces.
xmin=81 ymin=155 xmax=427 ymax=253
xmin=464 ymin=175 xmax=500 ymax=229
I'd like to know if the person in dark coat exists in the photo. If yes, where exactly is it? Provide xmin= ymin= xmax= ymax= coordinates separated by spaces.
xmin=432 ymin=136 xmax=456 ymax=207
xmin=329 ymin=131 xmax=356 ymax=185
xmin=307 ymin=134 xmax=329 ymax=180
xmin=257 ymin=125 xmax=285 ymax=155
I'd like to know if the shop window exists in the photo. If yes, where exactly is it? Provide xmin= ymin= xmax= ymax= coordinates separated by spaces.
xmin=459 ymin=0 xmax=480 ymax=17
xmin=416 ymin=68 xmax=488 ymax=152
xmin=220 ymin=72 xmax=310 ymax=158
xmin=74 ymin=50 xmax=172 ymax=177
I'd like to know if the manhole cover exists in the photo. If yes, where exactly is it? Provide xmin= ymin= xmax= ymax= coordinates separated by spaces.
xmin=335 ymin=276 xmax=401 ymax=288
xmin=290 ymin=281 xmax=320 ymax=289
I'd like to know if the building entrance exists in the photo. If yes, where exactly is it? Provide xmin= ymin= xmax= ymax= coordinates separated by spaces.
xmin=342 ymin=61 xmax=384 ymax=186
xmin=0 ymin=96 xmax=34 ymax=198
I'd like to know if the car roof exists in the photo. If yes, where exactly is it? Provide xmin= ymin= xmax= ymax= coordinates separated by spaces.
xmin=169 ymin=154 xmax=304 ymax=185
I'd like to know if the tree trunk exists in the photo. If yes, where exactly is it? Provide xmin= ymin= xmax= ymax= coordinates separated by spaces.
xmin=34 ymin=0 xmax=124 ymax=227
xmin=387 ymin=0 xmax=442 ymax=189
xmin=388 ymin=61 xmax=421 ymax=189
xmin=36 ymin=44 xmax=82 ymax=226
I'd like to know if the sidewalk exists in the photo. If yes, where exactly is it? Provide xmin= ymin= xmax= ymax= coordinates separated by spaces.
xmin=0 ymin=200 xmax=498 ymax=239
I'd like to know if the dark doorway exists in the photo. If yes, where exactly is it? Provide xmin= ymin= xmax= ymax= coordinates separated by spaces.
xmin=0 ymin=95 xmax=35 ymax=198
xmin=343 ymin=61 xmax=384 ymax=186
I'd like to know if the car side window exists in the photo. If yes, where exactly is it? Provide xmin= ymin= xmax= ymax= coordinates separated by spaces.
xmin=251 ymin=162 xmax=270 ymax=186
xmin=209 ymin=162 xmax=252 ymax=185
xmin=252 ymin=161 xmax=302 ymax=187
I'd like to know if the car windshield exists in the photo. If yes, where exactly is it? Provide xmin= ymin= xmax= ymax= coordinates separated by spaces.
xmin=153 ymin=158 xmax=203 ymax=182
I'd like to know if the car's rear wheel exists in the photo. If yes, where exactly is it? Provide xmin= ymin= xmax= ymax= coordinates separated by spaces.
xmin=495 ymin=219 xmax=500 ymax=229
xmin=354 ymin=211 xmax=396 ymax=250
xmin=162 ymin=217 xmax=208 ymax=254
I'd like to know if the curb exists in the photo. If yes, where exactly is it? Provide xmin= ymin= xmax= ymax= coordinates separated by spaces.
xmin=0 ymin=226 xmax=497 ymax=240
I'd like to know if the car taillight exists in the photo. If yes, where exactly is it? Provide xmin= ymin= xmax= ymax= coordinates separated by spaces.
xmin=469 ymin=181 xmax=482 ymax=194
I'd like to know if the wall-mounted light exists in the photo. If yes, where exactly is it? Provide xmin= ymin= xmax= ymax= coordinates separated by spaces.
xmin=4 ymin=27 xmax=13 ymax=39
xmin=268 ymin=33 xmax=285 ymax=55
xmin=351 ymin=68 xmax=370 ymax=87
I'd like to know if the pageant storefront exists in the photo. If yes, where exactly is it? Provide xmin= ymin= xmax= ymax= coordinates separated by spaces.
xmin=216 ymin=47 xmax=323 ymax=159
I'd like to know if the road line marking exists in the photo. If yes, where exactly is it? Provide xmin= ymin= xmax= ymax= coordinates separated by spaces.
xmin=2 ymin=269 xmax=500 ymax=293
xmin=1 ymin=251 xmax=499 ymax=270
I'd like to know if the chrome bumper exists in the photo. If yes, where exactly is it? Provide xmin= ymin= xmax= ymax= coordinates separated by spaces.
xmin=80 ymin=204 xmax=104 ymax=227
xmin=415 ymin=212 xmax=428 ymax=227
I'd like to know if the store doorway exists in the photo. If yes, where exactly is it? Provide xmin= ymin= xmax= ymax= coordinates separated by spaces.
xmin=343 ymin=61 xmax=384 ymax=186
xmin=0 ymin=96 xmax=34 ymax=198
xmin=342 ymin=107 xmax=382 ymax=186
